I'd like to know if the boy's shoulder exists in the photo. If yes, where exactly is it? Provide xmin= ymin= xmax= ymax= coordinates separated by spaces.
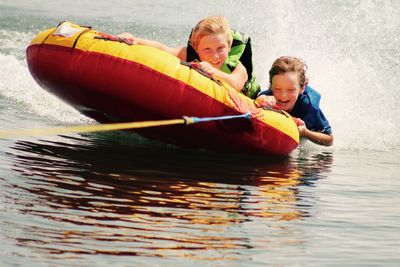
xmin=303 ymin=86 xmax=321 ymax=102
xmin=291 ymin=85 xmax=321 ymax=118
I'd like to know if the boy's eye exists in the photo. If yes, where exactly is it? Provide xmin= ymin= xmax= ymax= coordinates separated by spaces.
xmin=217 ymin=47 xmax=225 ymax=53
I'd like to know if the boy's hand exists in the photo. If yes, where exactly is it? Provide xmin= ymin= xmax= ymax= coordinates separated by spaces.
xmin=296 ymin=118 xmax=308 ymax=136
xmin=117 ymin=32 xmax=137 ymax=45
xmin=254 ymin=95 xmax=276 ymax=108
xmin=198 ymin=62 xmax=216 ymax=76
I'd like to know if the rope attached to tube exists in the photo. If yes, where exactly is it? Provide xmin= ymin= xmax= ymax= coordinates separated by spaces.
xmin=0 ymin=113 xmax=251 ymax=139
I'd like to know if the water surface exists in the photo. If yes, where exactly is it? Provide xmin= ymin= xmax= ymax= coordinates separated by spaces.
xmin=1 ymin=1 xmax=399 ymax=266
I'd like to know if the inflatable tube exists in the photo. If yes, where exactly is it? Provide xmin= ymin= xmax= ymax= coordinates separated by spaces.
xmin=26 ymin=22 xmax=299 ymax=156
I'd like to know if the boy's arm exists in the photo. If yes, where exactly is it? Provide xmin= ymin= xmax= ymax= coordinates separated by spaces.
xmin=118 ymin=33 xmax=187 ymax=60
xmin=198 ymin=61 xmax=248 ymax=92
xmin=298 ymin=121 xmax=334 ymax=146
xmin=254 ymin=94 xmax=276 ymax=108
xmin=218 ymin=61 xmax=248 ymax=92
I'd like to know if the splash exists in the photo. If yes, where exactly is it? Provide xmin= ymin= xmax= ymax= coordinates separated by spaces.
xmin=0 ymin=51 xmax=89 ymax=124
xmin=253 ymin=0 xmax=400 ymax=151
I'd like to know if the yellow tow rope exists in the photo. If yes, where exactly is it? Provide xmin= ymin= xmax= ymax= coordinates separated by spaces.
xmin=0 ymin=113 xmax=251 ymax=139
xmin=0 ymin=119 xmax=186 ymax=139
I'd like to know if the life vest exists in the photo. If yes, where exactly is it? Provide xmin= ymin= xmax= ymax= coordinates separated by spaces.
xmin=186 ymin=29 xmax=260 ymax=99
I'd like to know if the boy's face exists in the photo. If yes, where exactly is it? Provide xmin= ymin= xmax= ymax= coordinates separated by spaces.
xmin=271 ymin=72 xmax=304 ymax=112
xmin=195 ymin=34 xmax=229 ymax=69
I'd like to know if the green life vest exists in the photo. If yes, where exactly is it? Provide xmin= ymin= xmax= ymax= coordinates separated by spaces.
xmin=186 ymin=29 xmax=260 ymax=99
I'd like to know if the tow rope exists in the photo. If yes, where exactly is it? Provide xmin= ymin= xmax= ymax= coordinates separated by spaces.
xmin=0 ymin=113 xmax=251 ymax=139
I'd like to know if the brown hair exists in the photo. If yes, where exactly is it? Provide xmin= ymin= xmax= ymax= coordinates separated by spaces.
xmin=190 ymin=15 xmax=233 ymax=50
xmin=269 ymin=56 xmax=309 ymax=88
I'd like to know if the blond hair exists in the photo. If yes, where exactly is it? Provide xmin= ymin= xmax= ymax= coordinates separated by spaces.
xmin=269 ymin=56 xmax=309 ymax=88
xmin=190 ymin=15 xmax=233 ymax=50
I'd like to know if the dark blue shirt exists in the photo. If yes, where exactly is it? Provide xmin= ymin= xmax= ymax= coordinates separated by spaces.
xmin=258 ymin=86 xmax=332 ymax=134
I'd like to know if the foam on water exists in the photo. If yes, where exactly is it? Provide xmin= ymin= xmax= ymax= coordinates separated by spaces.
xmin=0 ymin=51 xmax=89 ymax=125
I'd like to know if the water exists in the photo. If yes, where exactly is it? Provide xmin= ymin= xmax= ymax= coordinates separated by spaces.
xmin=1 ymin=1 xmax=399 ymax=266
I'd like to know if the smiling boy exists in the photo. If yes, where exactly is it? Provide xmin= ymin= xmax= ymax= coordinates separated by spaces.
xmin=255 ymin=56 xmax=333 ymax=146
xmin=118 ymin=15 xmax=260 ymax=98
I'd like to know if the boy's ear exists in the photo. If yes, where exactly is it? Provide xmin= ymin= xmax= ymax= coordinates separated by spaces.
xmin=300 ymin=85 xmax=305 ymax=94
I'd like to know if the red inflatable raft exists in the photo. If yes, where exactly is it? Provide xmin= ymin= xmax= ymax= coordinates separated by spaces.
xmin=26 ymin=22 xmax=299 ymax=156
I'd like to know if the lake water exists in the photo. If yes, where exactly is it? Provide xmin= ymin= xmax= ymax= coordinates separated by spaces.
xmin=1 ymin=1 xmax=399 ymax=266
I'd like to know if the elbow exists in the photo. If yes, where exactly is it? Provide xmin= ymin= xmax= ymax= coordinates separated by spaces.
xmin=234 ymin=83 xmax=244 ymax=92
xmin=322 ymin=134 xmax=334 ymax=146
xmin=234 ymin=78 xmax=247 ymax=93
xmin=233 ymin=71 xmax=248 ymax=92
xmin=327 ymin=134 xmax=334 ymax=146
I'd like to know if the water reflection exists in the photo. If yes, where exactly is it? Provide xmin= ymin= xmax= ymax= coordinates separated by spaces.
xmin=5 ymin=133 xmax=333 ymax=262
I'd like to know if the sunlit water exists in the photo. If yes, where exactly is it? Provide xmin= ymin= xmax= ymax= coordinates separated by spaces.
xmin=1 ymin=1 xmax=400 ymax=266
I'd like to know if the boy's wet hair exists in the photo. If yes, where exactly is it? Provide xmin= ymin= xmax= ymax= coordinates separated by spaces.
xmin=269 ymin=56 xmax=309 ymax=88
xmin=190 ymin=15 xmax=233 ymax=50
